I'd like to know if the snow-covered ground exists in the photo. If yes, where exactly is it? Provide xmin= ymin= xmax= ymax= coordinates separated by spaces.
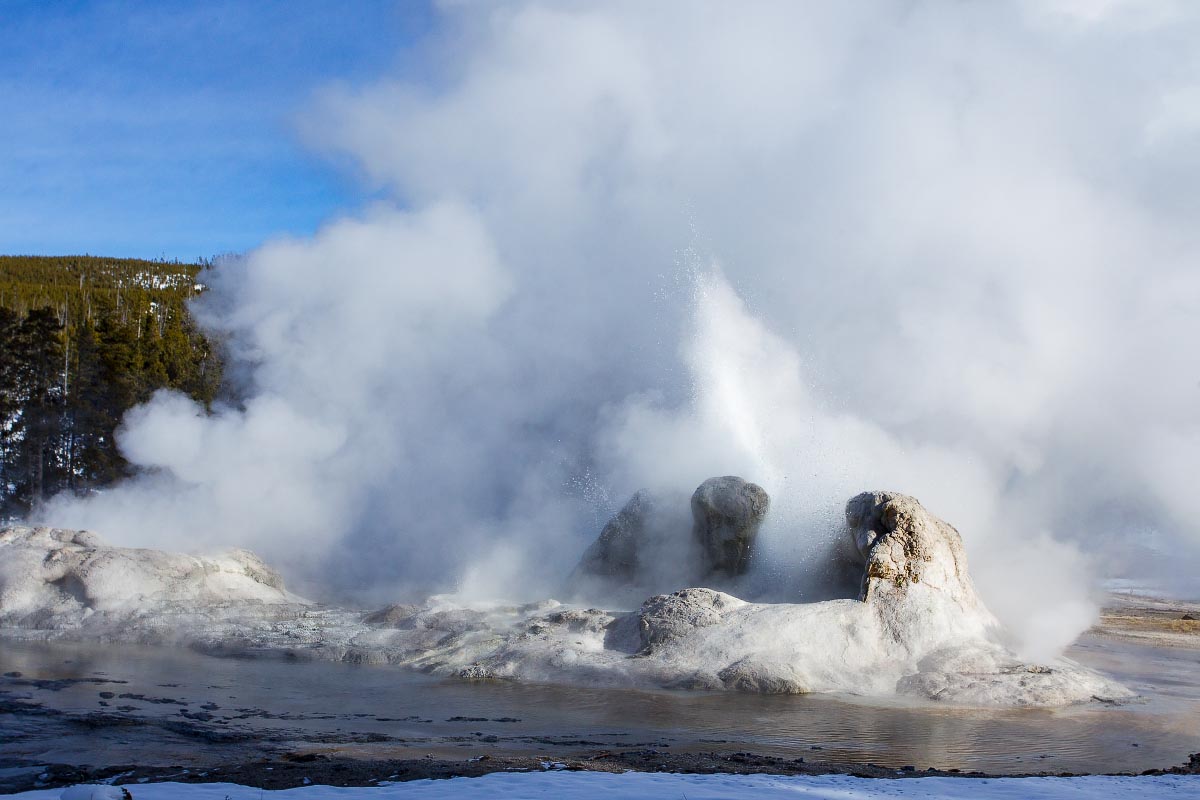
xmin=7 ymin=773 xmax=1199 ymax=800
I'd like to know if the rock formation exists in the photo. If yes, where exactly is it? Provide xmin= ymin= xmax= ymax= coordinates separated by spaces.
xmin=441 ymin=492 xmax=1128 ymax=704
xmin=0 ymin=494 xmax=1134 ymax=707
xmin=690 ymin=476 xmax=769 ymax=577
xmin=0 ymin=526 xmax=303 ymax=632
xmin=572 ymin=476 xmax=769 ymax=596
xmin=844 ymin=491 xmax=1002 ymax=653
xmin=573 ymin=490 xmax=661 ymax=582
xmin=637 ymin=587 xmax=746 ymax=649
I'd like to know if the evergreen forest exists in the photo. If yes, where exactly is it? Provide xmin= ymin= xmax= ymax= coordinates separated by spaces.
xmin=0 ymin=255 xmax=223 ymax=518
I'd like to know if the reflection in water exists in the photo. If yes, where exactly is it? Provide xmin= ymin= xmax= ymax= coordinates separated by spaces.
xmin=1 ymin=635 xmax=1197 ymax=776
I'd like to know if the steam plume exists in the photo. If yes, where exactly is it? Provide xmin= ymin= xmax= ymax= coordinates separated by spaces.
xmin=43 ymin=1 xmax=1200 ymax=659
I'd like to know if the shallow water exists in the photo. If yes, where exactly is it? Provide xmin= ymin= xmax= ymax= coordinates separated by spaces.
xmin=1 ymin=633 xmax=1197 ymax=777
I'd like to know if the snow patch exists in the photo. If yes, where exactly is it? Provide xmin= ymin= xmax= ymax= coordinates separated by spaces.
xmin=6 ymin=773 xmax=1197 ymax=800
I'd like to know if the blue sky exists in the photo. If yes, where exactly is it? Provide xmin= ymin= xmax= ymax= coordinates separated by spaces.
xmin=0 ymin=0 xmax=435 ymax=261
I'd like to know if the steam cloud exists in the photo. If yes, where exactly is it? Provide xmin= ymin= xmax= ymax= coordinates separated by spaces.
xmin=43 ymin=1 xmax=1200 ymax=660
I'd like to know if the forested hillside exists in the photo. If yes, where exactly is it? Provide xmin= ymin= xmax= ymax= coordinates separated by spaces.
xmin=0 ymin=255 xmax=223 ymax=517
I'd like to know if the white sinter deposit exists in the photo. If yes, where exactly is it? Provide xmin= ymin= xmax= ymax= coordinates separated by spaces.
xmin=0 ymin=527 xmax=314 ymax=644
xmin=0 ymin=490 xmax=1130 ymax=707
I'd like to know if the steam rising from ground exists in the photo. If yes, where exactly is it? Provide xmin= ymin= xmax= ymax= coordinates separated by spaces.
xmin=43 ymin=1 xmax=1200 ymax=659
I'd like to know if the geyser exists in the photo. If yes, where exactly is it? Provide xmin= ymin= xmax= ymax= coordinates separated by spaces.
xmin=0 ymin=488 xmax=1130 ymax=707
xmin=34 ymin=1 xmax=1200 ymax=664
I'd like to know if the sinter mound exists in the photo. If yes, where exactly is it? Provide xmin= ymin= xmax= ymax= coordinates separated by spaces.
xmin=0 ymin=488 xmax=1131 ymax=706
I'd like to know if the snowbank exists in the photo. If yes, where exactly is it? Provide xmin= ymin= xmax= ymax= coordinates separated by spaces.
xmin=5 ymin=773 xmax=1197 ymax=800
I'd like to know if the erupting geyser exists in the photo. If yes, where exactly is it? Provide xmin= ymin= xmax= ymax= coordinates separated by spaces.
xmin=0 ymin=485 xmax=1130 ymax=707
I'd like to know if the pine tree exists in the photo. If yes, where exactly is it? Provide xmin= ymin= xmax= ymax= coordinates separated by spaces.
xmin=11 ymin=308 xmax=65 ymax=512
xmin=0 ymin=307 xmax=22 ymax=512
xmin=0 ymin=256 xmax=225 ymax=512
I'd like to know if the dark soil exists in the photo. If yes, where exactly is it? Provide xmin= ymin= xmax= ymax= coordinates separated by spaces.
xmin=6 ymin=749 xmax=1199 ymax=794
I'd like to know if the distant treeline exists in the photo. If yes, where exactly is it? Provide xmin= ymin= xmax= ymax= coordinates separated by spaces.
xmin=0 ymin=255 xmax=223 ymax=517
